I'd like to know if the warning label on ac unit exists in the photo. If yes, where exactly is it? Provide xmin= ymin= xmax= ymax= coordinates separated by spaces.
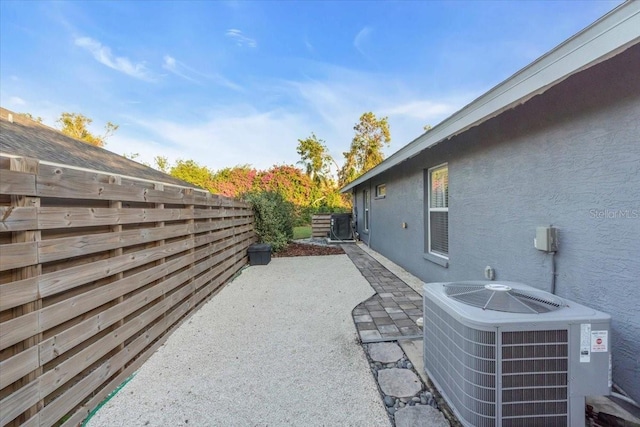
xmin=591 ymin=330 xmax=608 ymax=352
xmin=580 ymin=324 xmax=591 ymax=363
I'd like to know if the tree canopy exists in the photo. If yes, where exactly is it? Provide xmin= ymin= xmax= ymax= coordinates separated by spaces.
xmin=169 ymin=159 xmax=213 ymax=190
xmin=296 ymin=133 xmax=337 ymax=184
xmin=56 ymin=112 xmax=118 ymax=147
xmin=339 ymin=112 xmax=391 ymax=186
xmin=21 ymin=108 xmax=392 ymax=225
xmin=209 ymin=165 xmax=257 ymax=198
xmin=18 ymin=112 xmax=43 ymax=123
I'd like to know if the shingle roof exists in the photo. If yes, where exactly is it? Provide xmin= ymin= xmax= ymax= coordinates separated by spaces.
xmin=0 ymin=107 xmax=199 ymax=189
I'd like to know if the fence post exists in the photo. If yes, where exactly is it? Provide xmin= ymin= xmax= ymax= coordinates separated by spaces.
xmin=9 ymin=157 xmax=43 ymax=423
xmin=107 ymin=176 xmax=126 ymax=374
xmin=185 ymin=188 xmax=195 ymax=308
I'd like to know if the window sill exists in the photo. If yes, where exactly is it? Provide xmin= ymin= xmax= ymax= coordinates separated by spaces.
xmin=374 ymin=195 xmax=386 ymax=200
xmin=423 ymin=252 xmax=449 ymax=268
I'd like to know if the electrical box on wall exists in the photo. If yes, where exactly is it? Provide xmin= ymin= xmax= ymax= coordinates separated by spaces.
xmin=535 ymin=226 xmax=558 ymax=252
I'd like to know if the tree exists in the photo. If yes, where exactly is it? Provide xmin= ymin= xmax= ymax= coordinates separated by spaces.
xmin=122 ymin=152 xmax=152 ymax=167
xmin=209 ymin=165 xmax=258 ymax=198
xmin=258 ymin=165 xmax=313 ymax=208
xmin=153 ymin=156 xmax=170 ymax=174
xmin=296 ymin=133 xmax=339 ymax=184
xmin=169 ymin=159 xmax=213 ymax=189
xmin=18 ymin=112 xmax=43 ymax=123
xmin=56 ymin=112 xmax=118 ymax=147
xmin=339 ymin=112 xmax=391 ymax=186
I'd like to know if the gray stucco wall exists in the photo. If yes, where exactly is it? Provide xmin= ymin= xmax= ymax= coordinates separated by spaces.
xmin=353 ymin=45 xmax=640 ymax=401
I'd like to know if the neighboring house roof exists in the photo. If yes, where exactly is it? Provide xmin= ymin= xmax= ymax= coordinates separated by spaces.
xmin=0 ymin=107 xmax=200 ymax=189
xmin=341 ymin=1 xmax=640 ymax=192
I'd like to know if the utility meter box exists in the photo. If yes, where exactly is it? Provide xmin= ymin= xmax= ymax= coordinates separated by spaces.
xmin=535 ymin=226 xmax=558 ymax=252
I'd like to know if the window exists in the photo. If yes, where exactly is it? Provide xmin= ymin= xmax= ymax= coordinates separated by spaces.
xmin=428 ymin=164 xmax=448 ymax=258
xmin=375 ymin=184 xmax=386 ymax=198
xmin=363 ymin=189 xmax=370 ymax=231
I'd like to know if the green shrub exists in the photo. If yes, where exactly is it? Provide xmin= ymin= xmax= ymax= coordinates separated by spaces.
xmin=244 ymin=191 xmax=294 ymax=252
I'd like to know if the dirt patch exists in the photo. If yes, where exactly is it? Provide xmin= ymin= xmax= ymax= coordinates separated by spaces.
xmin=274 ymin=242 xmax=344 ymax=257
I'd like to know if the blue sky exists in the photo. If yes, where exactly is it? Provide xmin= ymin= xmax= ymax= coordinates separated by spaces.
xmin=0 ymin=1 xmax=621 ymax=172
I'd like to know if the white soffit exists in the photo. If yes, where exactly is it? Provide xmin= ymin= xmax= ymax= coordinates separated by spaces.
xmin=341 ymin=1 xmax=640 ymax=192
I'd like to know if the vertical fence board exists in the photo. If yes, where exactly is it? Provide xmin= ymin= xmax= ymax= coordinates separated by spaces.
xmin=7 ymin=157 xmax=43 ymax=423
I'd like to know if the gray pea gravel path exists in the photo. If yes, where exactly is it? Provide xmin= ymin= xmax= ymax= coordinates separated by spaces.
xmin=88 ymin=255 xmax=390 ymax=427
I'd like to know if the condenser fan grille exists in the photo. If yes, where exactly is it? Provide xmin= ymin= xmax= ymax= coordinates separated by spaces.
xmin=444 ymin=283 xmax=564 ymax=313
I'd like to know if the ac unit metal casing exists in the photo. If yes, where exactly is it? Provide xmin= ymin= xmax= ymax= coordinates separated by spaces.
xmin=329 ymin=213 xmax=353 ymax=241
xmin=423 ymin=281 xmax=611 ymax=427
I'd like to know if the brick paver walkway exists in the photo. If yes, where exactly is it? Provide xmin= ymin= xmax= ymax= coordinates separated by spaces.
xmin=341 ymin=243 xmax=423 ymax=343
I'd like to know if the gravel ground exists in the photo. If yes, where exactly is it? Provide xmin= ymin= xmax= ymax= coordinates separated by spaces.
xmin=89 ymin=255 xmax=390 ymax=427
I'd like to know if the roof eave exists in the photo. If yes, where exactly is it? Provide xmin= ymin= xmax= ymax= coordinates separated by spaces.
xmin=341 ymin=1 xmax=640 ymax=193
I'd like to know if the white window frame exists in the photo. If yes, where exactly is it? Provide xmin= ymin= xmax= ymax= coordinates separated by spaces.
xmin=375 ymin=184 xmax=386 ymax=198
xmin=363 ymin=189 xmax=370 ymax=232
xmin=428 ymin=163 xmax=448 ymax=259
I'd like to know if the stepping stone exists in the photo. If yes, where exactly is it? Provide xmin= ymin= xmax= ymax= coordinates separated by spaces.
xmin=377 ymin=368 xmax=421 ymax=398
xmin=369 ymin=342 xmax=404 ymax=363
xmin=395 ymin=405 xmax=450 ymax=427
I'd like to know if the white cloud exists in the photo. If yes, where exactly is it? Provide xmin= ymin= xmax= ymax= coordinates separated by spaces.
xmin=225 ymin=29 xmax=258 ymax=48
xmin=110 ymin=66 xmax=467 ymax=175
xmin=162 ymin=54 xmax=244 ymax=91
xmin=116 ymin=107 xmax=311 ymax=171
xmin=94 ymin=62 xmax=472 ymax=177
xmin=354 ymin=26 xmax=372 ymax=56
xmin=162 ymin=55 xmax=200 ymax=84
xmin=381 ymin=100 xmax=455 ymax=121
xmin=281 ymin=66 xmax=470 ymax=162
xmin=163 ymin=55 xmax=177 ymax=68
xmin=105 ymin=134 xmax=178 ymax=167
xmin=9 ymin=96 xmax=27 ymax=106
xmin=112 ymin=92 xmax=460 ymax=177
xmin=304 ymin=36 xmax=315 ymax=54
xmin=75 ymin=37 xmax=154 ymax=81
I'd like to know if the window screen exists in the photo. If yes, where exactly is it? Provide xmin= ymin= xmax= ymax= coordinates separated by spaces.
xmin=429 ymin=165 xmax=448 ymax=257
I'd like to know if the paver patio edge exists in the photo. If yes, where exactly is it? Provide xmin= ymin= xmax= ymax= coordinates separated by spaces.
xmin=342 ymin=243 xmax=423 ymax=343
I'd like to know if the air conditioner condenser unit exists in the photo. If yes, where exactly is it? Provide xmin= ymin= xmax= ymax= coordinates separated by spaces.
xmin=329 ymin=213 xmax=354 ymax=241
xmin=422 ymin=281 xmax=611 ymax=427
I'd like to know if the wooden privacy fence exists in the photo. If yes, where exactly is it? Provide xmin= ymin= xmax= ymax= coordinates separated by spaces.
xmin=0 ymin=155 xmax=255 ymax=426
xmin=311 ymin=214 xmax=331 ymax=238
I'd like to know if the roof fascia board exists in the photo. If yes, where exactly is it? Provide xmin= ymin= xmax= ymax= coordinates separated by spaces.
xmin=341 ymin=1 xmax=640 ymax=192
